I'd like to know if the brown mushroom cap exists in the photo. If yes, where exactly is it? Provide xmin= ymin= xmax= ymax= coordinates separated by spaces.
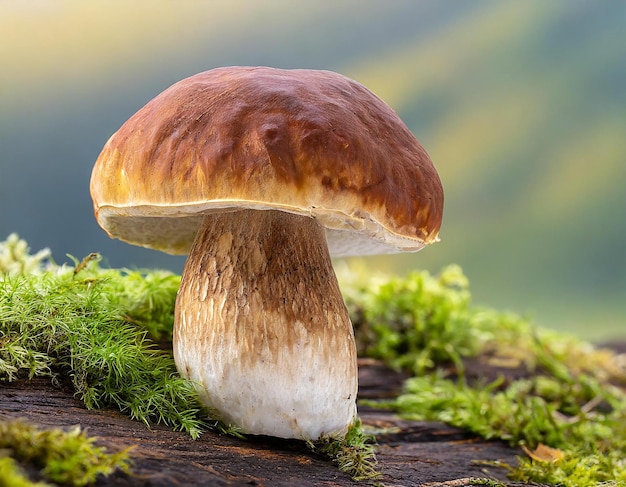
xmin=90 ymin=66 xmax=443 ymax=257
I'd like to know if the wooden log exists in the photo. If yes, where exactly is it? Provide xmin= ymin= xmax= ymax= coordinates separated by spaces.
xmin=0 ymin=358 xmax=542 ymax=486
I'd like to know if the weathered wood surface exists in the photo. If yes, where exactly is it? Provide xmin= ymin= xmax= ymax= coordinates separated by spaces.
xmin=1 ymin=359 xmax=544 ymax=487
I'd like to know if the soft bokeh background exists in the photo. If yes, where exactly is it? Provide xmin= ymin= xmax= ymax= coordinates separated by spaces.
xmin=1 ymin=0 xmax=624 ymax=340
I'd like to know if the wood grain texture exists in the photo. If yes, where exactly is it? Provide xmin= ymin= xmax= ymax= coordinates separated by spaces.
xmin=0 ymin=358 xmax=546 ymax=486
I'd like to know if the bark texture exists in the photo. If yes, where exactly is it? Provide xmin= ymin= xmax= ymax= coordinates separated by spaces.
xmin=0 ymin=359 xmax=545 ymax=486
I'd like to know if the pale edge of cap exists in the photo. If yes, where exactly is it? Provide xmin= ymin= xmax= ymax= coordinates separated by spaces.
xmin=95 ymin=199 xmax=439 ymax=257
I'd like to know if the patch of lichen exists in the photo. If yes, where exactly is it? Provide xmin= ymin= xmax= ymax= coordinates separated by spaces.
xmin=0 ymin=419 xmax=130 ymax=487
xmin=340 ymin=264 xmax=626 ymax=486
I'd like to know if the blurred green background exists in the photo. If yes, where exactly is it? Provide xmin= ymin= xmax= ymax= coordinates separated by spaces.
xmin=1 ymin=0 xmax=624 ymax=340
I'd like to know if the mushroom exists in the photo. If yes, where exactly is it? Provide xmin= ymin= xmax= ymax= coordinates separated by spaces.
xmin=90 ymin=66 xmax=443 ymax=440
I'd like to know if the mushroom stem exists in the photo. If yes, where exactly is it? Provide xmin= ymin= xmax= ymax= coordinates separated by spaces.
xmin=173 ymin=209 xmax=358 ymax=439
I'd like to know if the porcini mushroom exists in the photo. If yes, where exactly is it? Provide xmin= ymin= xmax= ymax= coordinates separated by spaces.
xmin=90 ymin=66 xmax=443 ymax=440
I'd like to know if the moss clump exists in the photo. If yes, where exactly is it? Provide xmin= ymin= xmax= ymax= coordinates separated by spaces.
xmin=4 ymin=234 xmax=625 ymax=485
xmin=0 ymin=237 xmax=203 ymax=438
xmin=310 ymin=419 xmax=380 ymax=481
xmin=0 ymin=235 xmax=379 ymax=481
xmin=0 ymin=456 xmax=50 ymax=487
xmin=0 ymin=419 xmax=130 ymax=487
xmin=344 ymin=265 xmax=480 ymax=375
xmin=341 ymin=264 xmax=626 ymax=486
xmin=0 ymin=234 xmax=52 ymax=277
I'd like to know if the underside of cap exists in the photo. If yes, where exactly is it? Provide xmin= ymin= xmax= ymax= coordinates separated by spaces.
xmin=90 ymin=66 xmax=443 ymax=256
xmin=94 ymin=201 xmax=432 ymax=257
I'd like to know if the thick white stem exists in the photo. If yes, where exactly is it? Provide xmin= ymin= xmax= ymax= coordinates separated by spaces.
xmin=173 ymin=209 xmax=358 ymax=439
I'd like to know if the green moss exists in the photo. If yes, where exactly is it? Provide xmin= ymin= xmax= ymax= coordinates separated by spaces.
xmin=310 ymin=419 xmax=380 ymax=481
xmin=0 ymin=237 xmax=203 ymax=438
xmin=0 ymin=235 xmax=378 ymax=480
xmin=0 ymin=456 xmax=50 ymax=487
xmin=0 ymin=234 xmax=52 ymax=277
xmin=344 ymin=264 xmax=481 ymax=375
xmin=342 ymin=264 xmax=626 ymax=486
xmin=0 ymin=419 xmax=130 ymax=487
xmin=4 ymin=234 xmax=625 ymax=485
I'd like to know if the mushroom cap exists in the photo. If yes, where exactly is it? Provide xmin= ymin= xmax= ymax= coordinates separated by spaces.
xmin=90 ymin=66 xmax=443 ymax=257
